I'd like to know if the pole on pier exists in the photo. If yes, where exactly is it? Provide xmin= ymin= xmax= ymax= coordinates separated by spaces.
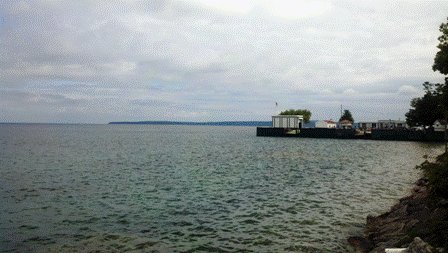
xmin=340 ymin=105 xmax=343 ymax=119
xmin=445 ymin=116 xmax=447 ymax=153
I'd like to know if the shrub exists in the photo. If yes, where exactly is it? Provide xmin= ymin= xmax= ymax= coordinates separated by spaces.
xmin=415 ymin=152 xmax=448 ymax=249
xmin=418 ymin=153 xmax=448 ymax=200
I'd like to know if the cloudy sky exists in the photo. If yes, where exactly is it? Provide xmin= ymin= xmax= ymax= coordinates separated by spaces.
xmin=1 ymin=1 xmax=447 ymax=123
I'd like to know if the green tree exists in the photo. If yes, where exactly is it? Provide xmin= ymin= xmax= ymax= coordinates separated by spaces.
xmin=339 ymin=110 xmax=354 ymax=122
xmin=433 ymin=18 xmax=448 ymax=75
xmin=407 ymin=17 xmax=448 ymax=129
xmin=441 ymin=79 xmax=448 ymax=113
xmin=405 ymin=82 xmax=445 ymax=127
xmin=279 ymin=109 xmax=311 ymax=123
xmin=406 ymin=19 xmax=448 ymax=249
xmin=433 ymin=18 xmax=448 ymax=114
xmin=410 ymin=17 xmax=448 ymax=153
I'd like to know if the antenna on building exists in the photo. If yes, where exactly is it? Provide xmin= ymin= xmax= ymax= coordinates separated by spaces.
xmin=340 ymin=104 xmax=343 ymax=118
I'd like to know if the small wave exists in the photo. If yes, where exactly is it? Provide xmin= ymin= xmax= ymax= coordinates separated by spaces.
xmin=170 ymin=220 xmax=194 ymax=227
xmin=297 ymin=219 xmax=319 ymax=226
xmin=252 ymin=237 xmax=275 ymax=246
xmin=23 ymin=236 xmax=55 ymax=245
xmin=188 ymin=244 xmax=232 ymax=253
xmin=169 ymin=208 xmax=197 ymax=216
xmin=19 ymin=225 xmax=39 ymax=230
xmin=240 ymin=219 xmax=260 ymax=225
xmin=284 ymin=244 xmax=326 ymax=253
xmin=134 ymin=240 xmax=158 ymax=250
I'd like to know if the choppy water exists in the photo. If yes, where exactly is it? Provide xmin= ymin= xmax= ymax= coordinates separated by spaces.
xmin=0 ymin=124 xmax=444 ymax=252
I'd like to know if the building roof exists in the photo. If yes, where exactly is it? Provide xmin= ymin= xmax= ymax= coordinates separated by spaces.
xmin=434 ymin=119 xmax=447 ymax=125
xmin=378 ymin=119 xmax=406 ymax=123
xmin=272 ymin=115 xmax=304 ymax=118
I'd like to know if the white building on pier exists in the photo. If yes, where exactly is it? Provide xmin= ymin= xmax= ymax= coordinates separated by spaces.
xmin=272 ymin=115 xmax=303 ymax=128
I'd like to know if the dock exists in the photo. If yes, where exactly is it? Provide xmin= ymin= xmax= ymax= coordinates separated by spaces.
xmin=256 ymin=127 xmax=445 ymax=142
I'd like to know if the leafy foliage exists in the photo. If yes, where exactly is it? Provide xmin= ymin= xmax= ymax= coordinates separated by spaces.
xmin=418 ymin=153 xmax=448 ymax=200
xmin=279 ymin=109 xmax=311 ymax=123
xmin=406 ymin=16 xmax=448 ymax=128
xmin=405 ymin=82 xmax=446 ymax=127
xmin=406 ymin=18 xmax=448 ymax=249
xmin=339 ymin=110 xmax=354 ymax=122
xmin=441 ymin=78 xmax=448 ymax=113
xmin=433 ymin=18 xmax=448 ymax=75
xmin=415 ymin=153 xmax=448 ymax=248
xmin=432 ymin=17 xmax=448 ymax=118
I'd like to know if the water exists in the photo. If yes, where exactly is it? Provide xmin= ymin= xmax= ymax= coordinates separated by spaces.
xmin=0 ymin=124 xmax=444 ymax=252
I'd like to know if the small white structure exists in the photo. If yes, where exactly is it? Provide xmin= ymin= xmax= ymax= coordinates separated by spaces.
xmin=357 ymin=122 xmax=378 ymax=130
xmin=378 ymin=120 xmax=407 ymax=129
xmin=433 ymin=120 xmax=447 ymax=132
xmin=272 ymin=115 xmax=303 ymax=128
xmin=315 ymin=120 xmax=337 ymax=128
xmin=339 ymin=120 xmax=353 ymax=129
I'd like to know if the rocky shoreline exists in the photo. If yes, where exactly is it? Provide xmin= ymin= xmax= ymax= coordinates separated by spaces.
xmin=348 ymin=178 xmax=446 ymax=253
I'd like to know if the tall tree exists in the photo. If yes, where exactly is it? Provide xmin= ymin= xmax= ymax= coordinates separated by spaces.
xmin=434 ymin=18 xmax=448 ymax=153
xmin=339 ymin=110 xmax=354 ymax=122
xmin=406 ymin=17 xmax=448 ymax=153
xmin=279 ymin=109 xmax=311 ymax=123
xmin=433 ymin=18 xmax=448 ymax=114
xmin=405 ymin=82 xmax=445 ymax=127
xmin=433 ymin=18 xmax=448 ymax=75
xmin=407 ymin=17 xmax=448 ymax=129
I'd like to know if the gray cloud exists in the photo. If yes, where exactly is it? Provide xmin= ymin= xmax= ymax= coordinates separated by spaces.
xmin=1 ymin=0 xmax=447 ymax=123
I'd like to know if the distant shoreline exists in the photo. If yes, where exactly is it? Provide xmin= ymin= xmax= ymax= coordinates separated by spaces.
xmin=108 ymin=121 xmax=271 ymax=126
xmin=0 ymin=121 xmax=318 ymax=127
xmin=0 ymin=121 xmax=271 ymax=126
xmin=0 ymin=122 xmax=102 ymax=125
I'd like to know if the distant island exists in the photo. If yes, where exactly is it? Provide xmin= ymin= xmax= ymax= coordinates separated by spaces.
xmin=108 ymin=120 xmax=318 ymax=127
xmin=108 ymin=121 xmax=271 ymax=126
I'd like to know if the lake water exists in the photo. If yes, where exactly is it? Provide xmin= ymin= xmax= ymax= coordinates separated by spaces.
xmin=0 ymin=124 xmax=444 ymax=252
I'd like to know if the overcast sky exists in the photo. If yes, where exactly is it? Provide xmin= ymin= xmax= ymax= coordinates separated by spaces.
xmin=1 ymin=1 xmax=447 ymax=123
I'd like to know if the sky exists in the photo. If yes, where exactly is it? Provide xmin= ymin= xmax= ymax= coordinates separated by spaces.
xmin=1 ymin=0 xmax=448 ymax=123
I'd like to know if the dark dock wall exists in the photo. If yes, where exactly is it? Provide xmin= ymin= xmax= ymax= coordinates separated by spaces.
xmin=371 ymin=129 xmax=445 ymax=141
xmin=256 ymin=127 xmax=356 ymax=139
xmin=256 ymin=127 xmax=290 ymax=137
xmin=371 ymin=129 xmax=422 ymax=141
xmin=257 ymin=127 xmax=446 ymax=142
xmin=299 ymin=128 xmax=355 ymax=139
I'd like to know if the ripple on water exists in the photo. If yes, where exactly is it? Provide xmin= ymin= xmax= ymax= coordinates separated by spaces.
xmin=0 ymin=125 xmax=444 ymax=253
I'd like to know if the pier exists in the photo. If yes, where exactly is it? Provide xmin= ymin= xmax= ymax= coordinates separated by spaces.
xmin=256 ymin=127 xmax=445 ymax=142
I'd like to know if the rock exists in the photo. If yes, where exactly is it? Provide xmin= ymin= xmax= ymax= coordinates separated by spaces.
xmin=407 ymin=237 xmax=435 ymax=253
xmin=415 ymin=178 xmax=429 ymax=187
xmin=437 ymin=198 xmax=448 ymax=207
xmin=349 ymin=177 xmax=443 ymax=253
xmin=429 ymin=208 xmax=448 ymax=222
xmin=347 ymin=236 xmax=373 ymax=253
xmin=371 ymin=246 xmax=387 ymax=253
xmin=413 ymin=186 xmax=422 ymax=193
xmin=403 ymin=219 xmax=419 ymax=231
